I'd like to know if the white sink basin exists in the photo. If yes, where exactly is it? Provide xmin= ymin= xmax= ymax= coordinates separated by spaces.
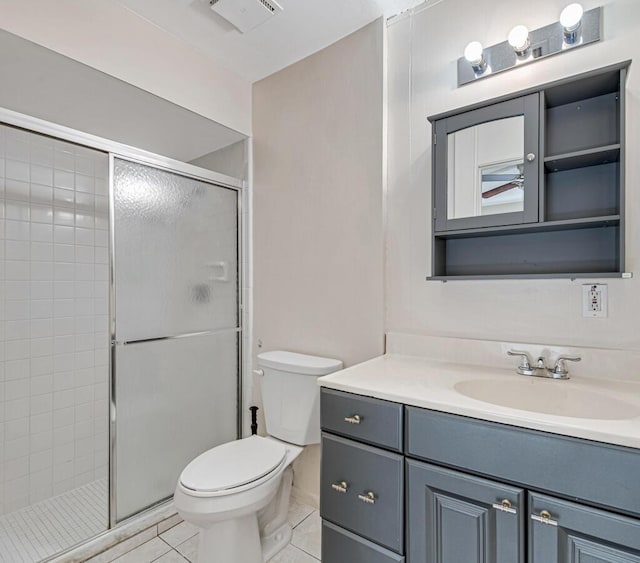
xmin=454 ymin=378 xmax=640 ymax=420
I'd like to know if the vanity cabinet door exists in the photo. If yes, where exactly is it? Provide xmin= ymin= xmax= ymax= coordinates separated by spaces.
xmin=529 ymin=493 xmax=640 ymax=563
xmin=407 ymin=460 xmax=525 ymax=563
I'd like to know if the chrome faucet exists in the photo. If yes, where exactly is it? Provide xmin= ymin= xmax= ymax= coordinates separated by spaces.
xmin=507 ymin=350 xmax=581 ymax=380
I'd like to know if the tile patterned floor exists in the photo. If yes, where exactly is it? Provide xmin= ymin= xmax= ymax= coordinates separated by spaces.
xmin=0 ymin=479 xmax=108 ymax=563
xmin=110 ymin=501 xmax=321 ymax=563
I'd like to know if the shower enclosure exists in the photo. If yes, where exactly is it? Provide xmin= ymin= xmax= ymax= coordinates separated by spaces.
xmin=0 ymin=113 xmax=243 ymax=562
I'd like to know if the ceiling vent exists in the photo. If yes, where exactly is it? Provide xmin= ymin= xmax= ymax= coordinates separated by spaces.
xmin=210 ymin=0 xmax=283 ymax=33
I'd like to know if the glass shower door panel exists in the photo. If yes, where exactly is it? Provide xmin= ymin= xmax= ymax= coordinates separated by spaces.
xmin=115 ymin=331 xmax=238 ymax=521
xmin=113 ymin=159 xmax=238 ymax=342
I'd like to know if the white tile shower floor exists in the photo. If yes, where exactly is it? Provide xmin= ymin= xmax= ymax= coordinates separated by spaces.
xmin=111 ymin=501 xmax=321 ymax=563
xmin=0 ymin=478 xmax=108 ymax=563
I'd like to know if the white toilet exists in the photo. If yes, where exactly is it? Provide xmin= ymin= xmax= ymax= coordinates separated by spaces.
xmin=174 ymin=350 xmax=343 ymax=563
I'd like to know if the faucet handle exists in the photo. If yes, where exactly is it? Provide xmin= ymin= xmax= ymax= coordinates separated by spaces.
xmin=549 ymin=355 xmax=581 ymax=379
xmin=507 ymin=350 xmax=534 ymax=375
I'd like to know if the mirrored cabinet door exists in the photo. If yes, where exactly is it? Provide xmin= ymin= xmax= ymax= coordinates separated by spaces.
xmin=433 ymin=94 xmax=540 ymax=232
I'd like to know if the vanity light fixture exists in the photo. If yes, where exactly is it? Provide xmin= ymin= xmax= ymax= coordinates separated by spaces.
xmin=464 ymin=41 xmax=487 ymax=75
xmin=560 ymin=3 xmax=584 ymax=45
xmin=508 ymin=25 xmax=531 ymax=57
xmin=457 ymin=3 xmax=601 ymax=86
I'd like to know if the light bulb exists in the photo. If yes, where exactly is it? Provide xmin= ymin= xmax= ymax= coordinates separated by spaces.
xmin=560 ymin=3 xmax=584 ymax=30
xmin=560 ymin=3 xmax=584 ymax=45
xmin=464 ymin=41 xmax=487 ymax=75
xmin=464 ymin=41 xmax=484 ymax=64
xmin=508 ymin=25 xmax=531 ymax=56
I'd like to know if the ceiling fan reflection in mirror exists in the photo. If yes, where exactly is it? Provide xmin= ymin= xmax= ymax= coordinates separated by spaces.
xmin=481 ymin=163 xmax=524 ymax=199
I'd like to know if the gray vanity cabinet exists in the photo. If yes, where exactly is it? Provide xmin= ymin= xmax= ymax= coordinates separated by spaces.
xmin=529 ymin=493 xmax=640 ymax=563
xmin=406 ymin=460 xmax=525 ymax=563
xmin=320 ymin=389 xmax=640 ymax=563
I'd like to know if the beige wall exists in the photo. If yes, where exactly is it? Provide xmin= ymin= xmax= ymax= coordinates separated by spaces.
xmin=0 ymin=0 xmax=251 ymax=135
xmin=387 ymin=0 xmax=640 ymax=351
xmin=252 ymin=19 xmax=386 ymax=504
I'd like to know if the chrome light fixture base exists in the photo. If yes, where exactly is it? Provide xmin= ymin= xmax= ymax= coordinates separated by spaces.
xmin=457 ymin=6 xmax=601 ymax=87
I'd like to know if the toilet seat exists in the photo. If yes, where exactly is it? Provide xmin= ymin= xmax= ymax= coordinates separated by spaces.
xmin=179 ymin=436 xmax=287 ymax=497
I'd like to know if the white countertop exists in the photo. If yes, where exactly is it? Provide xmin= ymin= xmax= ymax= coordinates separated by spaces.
xmin=318 ymin=354 xmax=640 ymax=449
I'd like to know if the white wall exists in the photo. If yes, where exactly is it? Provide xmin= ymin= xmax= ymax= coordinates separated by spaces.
xmin=386 ymin=0 xmax=640 ymax=350
xmin=252 ymin=19 xmax=386 ymax=504
xmin=0 ymin=0 xmax=251 ymax=136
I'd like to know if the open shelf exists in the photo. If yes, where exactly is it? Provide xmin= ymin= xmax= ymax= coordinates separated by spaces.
xmin=544 ymin=144 xmax=620 ymax=172
xmin=433 ymin=225 xmax=621 ymax=278
xmin=428 ymin=272 xmax=630 ymax=281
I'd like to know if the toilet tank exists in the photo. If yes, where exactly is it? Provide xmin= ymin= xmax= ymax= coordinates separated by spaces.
xmin=258 ymin=351 xmax=343 ymax=446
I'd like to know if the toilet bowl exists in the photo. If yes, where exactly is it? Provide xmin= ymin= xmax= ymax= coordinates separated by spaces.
xmin=174 ymin=435 xmax=302 ymax=562
xmin=174 ymin=351 xmax=343 ymax=563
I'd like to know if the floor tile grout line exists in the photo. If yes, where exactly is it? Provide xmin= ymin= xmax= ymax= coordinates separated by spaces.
xmin=149 ymin=546 xmax=187 ymax=563
xmin=158 ymin=537 xmax=175 ymax=550
xmin=292 ymin=510 xmax=316 ymax=529
xmin=292 ymin=543 xmax=321 ymax=561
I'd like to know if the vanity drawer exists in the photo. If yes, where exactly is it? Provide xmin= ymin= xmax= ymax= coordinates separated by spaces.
xmin=320 ymin=433 xmax=404 ymax=554
xmin=322 ymin=521 xmax=405 ymax=563
xmin=321 ymin=388 xmax=403 ymax=452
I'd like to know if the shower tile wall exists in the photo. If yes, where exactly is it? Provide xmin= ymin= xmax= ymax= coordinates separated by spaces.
xmin=0 ymin=124 xmax=109 ymax=515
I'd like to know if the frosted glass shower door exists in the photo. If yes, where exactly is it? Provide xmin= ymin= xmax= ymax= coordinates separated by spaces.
xmin=113 ymin=158 xmax=240 ymax=522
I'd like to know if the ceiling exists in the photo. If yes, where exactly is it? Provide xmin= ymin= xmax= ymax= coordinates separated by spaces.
xmin=115 ymin=0 xmax=425 ymax=83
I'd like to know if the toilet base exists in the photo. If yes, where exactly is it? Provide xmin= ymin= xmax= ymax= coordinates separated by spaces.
xmin=197 ymin=513 xmax=262 ymax=563
xmin=261 ymin=521 xmax=293 ymax=562
xmin=259 ymin=465 xmax=294 ymax=561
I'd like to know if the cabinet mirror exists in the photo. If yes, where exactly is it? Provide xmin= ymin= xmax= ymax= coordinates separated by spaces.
xmin=447 ymin=116 xmax=525 ymax=220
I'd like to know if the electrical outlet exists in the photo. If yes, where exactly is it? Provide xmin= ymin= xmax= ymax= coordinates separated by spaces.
xmin=582 ymin=284 xmax=607 ymax=318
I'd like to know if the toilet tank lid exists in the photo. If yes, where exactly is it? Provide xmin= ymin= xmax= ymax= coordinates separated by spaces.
xmin=257 ymin=351 xmax=343 ymax=376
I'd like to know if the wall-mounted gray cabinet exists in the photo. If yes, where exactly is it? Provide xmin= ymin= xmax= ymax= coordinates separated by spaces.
xmin=429 ymin=61 xmax=629 ymax=280
xmin=320 ymin=389 xmax=640 ymax=563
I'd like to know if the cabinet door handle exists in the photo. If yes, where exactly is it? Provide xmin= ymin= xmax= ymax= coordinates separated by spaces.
xmin=492 ymin=499 xmax=517 ymax=514
xmin=331 ymin=481 xmax=348 ymax=494
xmin=357 ymin=491 xmax=376 ymax=504
xmin=531 ymin=510 xmax=558 ymax=526
xmin=344 ymin=414 xmax=362 ymax=425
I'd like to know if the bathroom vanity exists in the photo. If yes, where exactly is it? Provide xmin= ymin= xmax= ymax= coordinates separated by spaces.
xmin=318 ymin=354 xmax=640 ymax=563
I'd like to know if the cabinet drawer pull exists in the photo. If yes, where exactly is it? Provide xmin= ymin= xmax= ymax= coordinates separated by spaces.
xmin=344 ymin=414 xmax=362 ymax=425
xmin=492 ymin=499 xmax=517 ymax=514
xmin=357 ymin=491 xmax=376 ymax=504
xmin=331 ymin=481 xmax=348 ymax=494
xmin=531 ymin=510 xmax=558 ymax=526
